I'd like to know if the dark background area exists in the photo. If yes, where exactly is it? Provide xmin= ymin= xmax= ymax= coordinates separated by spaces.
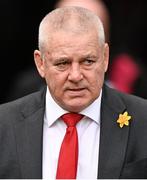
xmin=0 ymin=0 xmax=147 ymax=103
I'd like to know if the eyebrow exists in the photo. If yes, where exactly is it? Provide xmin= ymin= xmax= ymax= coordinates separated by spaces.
xmin=82 ymin=54 xmax=99 ymax=59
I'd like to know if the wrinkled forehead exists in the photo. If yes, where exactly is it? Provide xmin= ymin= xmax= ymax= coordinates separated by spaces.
xmin=51 ymin=28 xmax=99 ymax=44
xmin=44 ymin=28 xmax=101 ymax=52
xmin=39 ymin=23 xmax=101 ymax=52
xmin=42 ymin=30 xmax=103 ymax=61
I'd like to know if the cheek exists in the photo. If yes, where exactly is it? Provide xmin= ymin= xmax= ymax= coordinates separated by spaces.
xmin=45 ymin=71 xmax=66 ymax=94
xmin=89 ymin=67 xmax=105 ymax=89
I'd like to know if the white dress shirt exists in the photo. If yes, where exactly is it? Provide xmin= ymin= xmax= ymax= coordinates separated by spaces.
xmin=42 ymin=88 xmax=102 ymax=179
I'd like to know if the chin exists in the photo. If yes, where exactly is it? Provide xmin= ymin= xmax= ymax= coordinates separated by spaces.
xmin=65 ymin=106 xmax=84 ymax=113
xmin=63 ymin=101 xmax=89 ymax=112
xmin=58 ymin=96 xmax=93 ymax=112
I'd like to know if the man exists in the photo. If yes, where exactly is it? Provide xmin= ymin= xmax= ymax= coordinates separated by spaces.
xmin=0 ymin=6 xmax=147 ymax=179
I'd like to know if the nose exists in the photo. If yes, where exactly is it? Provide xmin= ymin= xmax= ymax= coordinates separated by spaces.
xmin=68 ymin=63 xmax=83 ymax=82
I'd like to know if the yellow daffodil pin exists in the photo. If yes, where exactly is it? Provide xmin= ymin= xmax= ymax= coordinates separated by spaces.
xmin=117 ymin=111 xmax=132 ymax=128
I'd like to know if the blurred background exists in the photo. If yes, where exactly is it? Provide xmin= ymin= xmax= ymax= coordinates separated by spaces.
xmin=0 ymin=0 xmax=147 ymax=103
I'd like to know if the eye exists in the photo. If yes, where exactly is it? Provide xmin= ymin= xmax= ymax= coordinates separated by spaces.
xmin=83 ymin=59 xmax=95 ymax=66
xmin=54 ymin=60 xmax=70 ymax=70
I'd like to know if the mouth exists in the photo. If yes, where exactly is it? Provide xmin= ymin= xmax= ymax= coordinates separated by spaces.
xmin=66 ymin=88 xmax=87 ymax=96
xmin=69 ymin=88 xmax=85 ymax=91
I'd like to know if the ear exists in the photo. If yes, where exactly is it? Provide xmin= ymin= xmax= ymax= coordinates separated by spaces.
xmin=34 ymin=50 xmax=45 ymax=78
xmin=103 ymin=43 xmax=109 ymax=72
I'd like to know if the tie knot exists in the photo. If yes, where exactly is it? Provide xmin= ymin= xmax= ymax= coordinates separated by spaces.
xmin=61 ymin=113 xmax=84 ymax=127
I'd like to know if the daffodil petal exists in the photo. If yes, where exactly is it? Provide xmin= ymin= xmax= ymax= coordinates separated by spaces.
xmin=120 ymin=123 xmax=124 ymax=128
xmin=127 ymin=116 xmax=131 ymax=120
xmin=125 ymin=121 xmax=129 ymax=126
xmin=124 ymin=112 xmax=128 ymax=116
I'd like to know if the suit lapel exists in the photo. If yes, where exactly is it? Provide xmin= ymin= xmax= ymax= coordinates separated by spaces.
xmin=98 ymin=86 xmax=130 ymax=178
xmin=14 ymin=88 xmax=46 ymax=178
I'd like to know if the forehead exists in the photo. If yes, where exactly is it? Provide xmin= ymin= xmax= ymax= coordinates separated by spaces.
xmin=46 ymin=30 xmax=100 ymax=55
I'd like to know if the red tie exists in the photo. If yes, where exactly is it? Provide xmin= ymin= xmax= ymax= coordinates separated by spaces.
xmin=56 ymin=113 xmax=84 ymax=179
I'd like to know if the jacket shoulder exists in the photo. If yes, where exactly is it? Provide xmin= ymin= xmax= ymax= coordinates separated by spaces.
xmin=0 ymin=88 xmax=46 ymax=124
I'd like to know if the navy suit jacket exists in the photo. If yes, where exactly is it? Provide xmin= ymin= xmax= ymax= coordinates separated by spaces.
xmin=0 ymin=85 xmax=147 ymax=178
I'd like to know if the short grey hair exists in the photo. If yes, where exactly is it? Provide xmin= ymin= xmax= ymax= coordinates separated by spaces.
xmin=38 ymin=6 xmax=105 ymax=52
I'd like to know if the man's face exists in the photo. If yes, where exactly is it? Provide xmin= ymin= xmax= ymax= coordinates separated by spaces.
xmin=34 ymin=31 xmax=109 ymax=112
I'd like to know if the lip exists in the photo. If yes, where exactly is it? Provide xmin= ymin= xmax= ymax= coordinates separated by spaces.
xmin=66 ymin=88 xmax=87 ymax=96
xmin=68 ymin=88 xmax=85 ymax=91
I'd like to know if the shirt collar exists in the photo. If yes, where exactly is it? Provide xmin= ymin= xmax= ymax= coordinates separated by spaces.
xmin=80 ymin=91 xmax=102 ymax=125
xmin=45 ymin=87 xmax=102 ymax=127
